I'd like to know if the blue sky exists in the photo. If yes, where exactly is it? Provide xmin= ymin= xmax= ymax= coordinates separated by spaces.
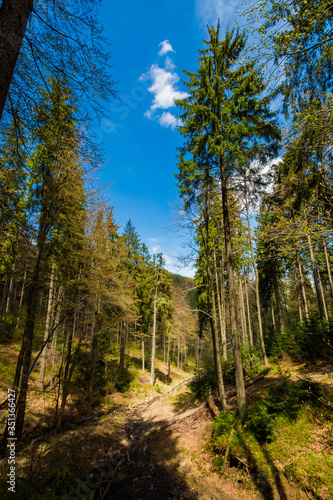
xmin=95 ymin=0 xmax=241 ymax=277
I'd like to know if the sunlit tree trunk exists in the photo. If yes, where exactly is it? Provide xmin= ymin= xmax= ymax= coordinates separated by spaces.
xmin=307 ymin=234 xmax=327 ymax=320
xmin=220 ymin=166 xmax=246 ymax=419
xmin=245 ymin=195 xmax=268 ymax=367
xmin=141 ymin=339 xmax=145 ymax=372
xmin=167 ymin=334 xmax=171 ymax=381
xmin=213 ymin=240 xmax=227 ymax=360
xmin=296 ymin=249 xmax=309 ymax=320
xmin=322 ymin=235 xmax=333 ymax=309
xmin=244 ymin=274 xmax=253 ymax=345
xmin=272 ymin=254 xmax=285 ymax=334
xmin=150 ymin=284 xmax=157 ymax=386
xmin=239 ymin=277 xmax=247 ymax=345
xmin=210 ymin=284 xmax=227 ymax=410
xmin=119 ymin=321 xmax=126 ymax=371
xmin=38 ymin=260 xmax=55 ymax=390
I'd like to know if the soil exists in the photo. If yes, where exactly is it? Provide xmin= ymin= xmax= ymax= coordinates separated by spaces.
xmin=102 ymin=386 xmax=261 ymax=500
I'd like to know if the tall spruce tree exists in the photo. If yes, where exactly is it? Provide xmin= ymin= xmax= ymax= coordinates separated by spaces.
xmin=176 ymin=25 xmax=280 ymax=419
xmin=1 ymin=78 xmax=87 ymax=449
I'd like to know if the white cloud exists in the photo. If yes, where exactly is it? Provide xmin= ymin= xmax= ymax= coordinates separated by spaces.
xmin=139 ymin=42 xmax=188 ymax=129
xmin=158 ymin=40 xmax=175 ymax=56
xmin=140 ymin=63 xmax=188 ymax=112
xmin=158 ymin=112 xmax=183 ymax=130
xmin=152 ymin=245 xmax=160 ymax=253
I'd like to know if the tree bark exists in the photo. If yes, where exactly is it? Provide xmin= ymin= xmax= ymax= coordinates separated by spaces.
xmin=307 ymin=234 xmax=327 ymax=320
xmin=239 ymin=277 xmax=247 ymax=345
xmin=167 ymin=335 xmax=171 ymax=381
xmin=244 ymin=274 xmax=253 ymax=345
xmin=38 ymin=260 xmax=55 ymax=390
xmin=272 ymin=254 xmax=285 ymax=334
xmin=119 ymin=321 xmax=125 ymax=371
xmin=10 ymin=243 xmax=43 ymax=441
xmin=245 ymin=195 xmax=268 ymax=367
xmin=220 ymin=167 xmax=246 ymax=420
xmin=322 ymin=235 xmax=333 ymax=309
xmin=210 ymin=285 xmax=227 ymax=410
xmin=16 ymin=265 xmax=27 ymax=330
xmin=213 ymin=240 xmax=227 ymax=360
xmin=150 ymin=285 xmax=158 ymax=386
xmin=220 ymin=250 xmax=227 ymax=359
xmin=141 ymin=339 xmax=145 ymax=372
xmin=56 ymin=319 xmax=75 ymax=431
xmin=1 ymin=271 xmax=14 ymax=337
xmin=296 ymin=249 xmax=309 ymax=320
xmin=0 ymin=0 xmax=34 ymax=120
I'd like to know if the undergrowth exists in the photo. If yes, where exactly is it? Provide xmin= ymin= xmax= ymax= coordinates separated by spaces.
xmin=209 ymin=373 xmax=333 ymax=498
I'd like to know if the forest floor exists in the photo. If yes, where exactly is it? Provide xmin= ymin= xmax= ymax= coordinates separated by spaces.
xmin=0 ymin=350 xmax=332 ymax=499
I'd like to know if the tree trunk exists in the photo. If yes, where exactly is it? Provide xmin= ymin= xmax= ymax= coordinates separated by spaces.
xmin=38 ymin=260 xmax=55 ymax=390
xmin=54 ymin=321 xmax=67 ymax=424
xmin=220 ymin=253 xmax=227 ymax=359
xmin=9 ymin=243 xmax=43 ymax=442
xmin=1 ymin=271 xmax=14 ymax=337
xmin=322 ymin=235 xmax=333 ymax=309
xmin=318 ymin=267 xmax=329 ymax=321
xmin=16 ymin=265 xmax=27 ymax=330
xmin=142 ymin=339 xmax=145 ymax=372
xmin=244 ymin=274 xmax=253 ymax=345
xmin=89 ymin=305 xmax=97 ymax=395
xmin=239 ymin=277 xmax=247 ymax=345
xmin=245 ymin=195 xmax=268 ymax=368
xmin=220 ymin=167 xmax=246 ymax=420
xmin=307 ymin=234 xmax=327 ymax=320
xmin=295 ymin=266 xmax=303 ymax=322
xmin=272 ymin=255 xmax=285 ymax=334
xmin=56 ymin=320 xmax=75 ymax=431
xmin=0 ymin=0 xmax=34 ymax=120
xmin=150 ymin=285 xmax=158 ymax=386
xmin=167 ymin=335 xmax=171 ymax=381
xmin=211 ymin=285 xmax=227 ymax=410
xmin=213 ymin=240 xmax=227 ymax=360
xmin=296 ymin=249 xmax=309 ymax=320
xmin=177 ymin=331 xmax=180 ymax=370
xmin=271 ymin=303 xmax=276 ymax=329
xmin=119 ymin=321 xmax=125 ymax=371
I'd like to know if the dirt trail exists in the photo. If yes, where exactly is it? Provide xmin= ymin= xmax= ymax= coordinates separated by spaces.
xmin=101 ymin=379 xmax=261 ymax=500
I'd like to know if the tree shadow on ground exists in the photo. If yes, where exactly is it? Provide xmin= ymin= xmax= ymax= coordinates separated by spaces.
xmin=155 ymin=368 xmax=171 ymax=384
xmin=234 ymin=428 xmax=277 ymax=500
xmin=101 ymin=414 xmax=198 ymax=499
xmin=171 ymin=390 xmax=197 ymax=414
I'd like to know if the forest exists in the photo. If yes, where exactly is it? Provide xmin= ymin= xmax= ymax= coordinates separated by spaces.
xmin=0 ymin=0 xmax=332 ymax=499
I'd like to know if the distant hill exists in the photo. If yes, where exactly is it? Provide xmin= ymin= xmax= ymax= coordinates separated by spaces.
xmin=169 ymin=273 xmax=196 ymax=309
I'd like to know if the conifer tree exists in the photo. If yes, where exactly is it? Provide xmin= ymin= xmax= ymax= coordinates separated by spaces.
xmin=176 ymin=25 xmax=280 ymax=419
xmin=1 ymin=78 xmax=87 ymax=448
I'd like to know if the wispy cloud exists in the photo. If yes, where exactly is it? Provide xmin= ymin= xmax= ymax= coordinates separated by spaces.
xmin=139 ymin=46 xmax=188 ymax=128
xmin=195 ymin=0 xmax=237 ymax=28
xmin=158 ymin=40 xmax=175 ymax=56
xmin=159 ymin=111 xmax=183 ymax=130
